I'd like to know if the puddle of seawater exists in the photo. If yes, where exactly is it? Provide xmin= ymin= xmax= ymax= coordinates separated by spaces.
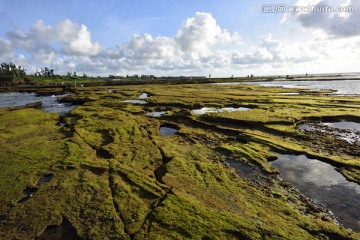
xmin=298 ymin=122 xmax=360 ymax=144
xmin=23 ymin=186 xmax=39 ymax=195
xmin=191 ymin=107 xmax=250 ymax=115
xmin=0 ymin=92 xmax=76 ymax=115
xmin=323 ymin=121 xmax=360 ymax=131
xmin=37 ymin=174 xmax=54 ymax=186
xmin=122 ymin=100 xmax=148 ymax=104
xmin=211 ymin=80 xmax=360 ymax=95
xmin=138 ymin=93 xmax=149 ymax=99
xmin=17 ymin=186 xmax=39 ymax=204
xmin=160 ymin=124 xmax=179 ymax=136
xmin=279 ymin=93 xmax=300 ymax=95
xmin=146 ymin=111 xmax=166 ymax=117
xmin=17 ymin=196 xmax=31 ymax=204
xmin=43 ymin=102 xmax=76 ymax=115
xmin=17 ymin=174 xmax=54 ymax=204
xmin=271 ymin=154 xmax=360 ymax=232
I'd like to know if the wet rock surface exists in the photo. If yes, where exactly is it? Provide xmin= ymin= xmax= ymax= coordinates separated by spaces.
xmin=298 ymin=121 xmax=360 ymax=156
xmin=226 ymin=159 xmax=268 ymax=186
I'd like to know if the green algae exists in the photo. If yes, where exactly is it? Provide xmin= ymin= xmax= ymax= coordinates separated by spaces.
xmin=0 ymin=83 xmax=359 ymax=239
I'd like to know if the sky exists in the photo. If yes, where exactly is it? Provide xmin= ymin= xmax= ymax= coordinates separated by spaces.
xmin=0 ymin=0 xmax=359 ymax=77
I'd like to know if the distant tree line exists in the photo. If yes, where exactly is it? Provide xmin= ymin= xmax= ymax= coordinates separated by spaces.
xmin=0 ymin=62 xmax=26 ymax=77
xmin=108 ymin=74 xmax=157 ymax=80
xmin=1 ymin=62 xmax=237 ymax=86
xmin=35 ymin=67 xmax=54 ymax=77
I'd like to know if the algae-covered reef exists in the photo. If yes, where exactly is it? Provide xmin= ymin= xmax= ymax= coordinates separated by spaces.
xmin=0 ymin=83 xmax=359 ymax=239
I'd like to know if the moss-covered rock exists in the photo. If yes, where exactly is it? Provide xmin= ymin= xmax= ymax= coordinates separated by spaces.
xmin=0 ymin=83 xmax=359 ymax=239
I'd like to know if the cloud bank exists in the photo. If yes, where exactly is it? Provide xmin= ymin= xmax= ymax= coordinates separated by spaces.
xmin=1 ymin=11 xmax=359 ymax=76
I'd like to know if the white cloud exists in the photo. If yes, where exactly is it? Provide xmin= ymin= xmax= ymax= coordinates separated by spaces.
xmin=0 ymin=38 xmax=12 ymax=57
xmin=126 ymin=34 xmax=179 ymax=61
xmin=6 ymin=19 xmax=100 ymax=62
xmin=94 ymin=12 xmax=242 ymax=74
xmin=58 ymin=21 xmax=101 ymax=56
xmin=1 ymin=11 xmax=360 ymax=76
xmin=175 ymin=12 xmax=230 ymax=55
xmin=232 ymin=33 xmax=307 ymax=65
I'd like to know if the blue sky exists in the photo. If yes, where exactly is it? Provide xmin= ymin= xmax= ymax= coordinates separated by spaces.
xmin=0 ymin=0 xmax=359 ymax=76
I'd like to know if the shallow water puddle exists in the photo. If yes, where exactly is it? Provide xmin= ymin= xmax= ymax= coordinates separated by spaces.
xmin=271 ymin=154 xmax=360 ymax=231
xmin=17 ymin=174 xmax=54 ymax=204
xmin=160 ymin=124 xmax=179 ymax=136
xmin=37 ymin=174 xmax=54 ymax=186
xmin=212 ymin=80 xmax=360 ymax=95
xmin=146 ymin=111 xmax=166 ymax=117
xmin=191 ymin=106 xmax=250 ymax=115
xmin=23 ymin=186 xmax=39 ymax=195
xmin=323 ymin=121 xmax=360 ymax=131
xmin=122 ymin=93 xmax=149 ymax=104
xmin=17 ymin=196 xmax=31 ymax=204
xmin=0 ymin=92 xmax=76 ymax=115
xmin=122 ymin=99 xmax=147 ymax=104
xmin=298 ymin=121 xmax=360 ymax=144
xmin=17 ymin=186 xmax=39 ymax=204
xmin=279 ymin=92 xmax=300 ymax=95
xmin=138 ymin=93 xmax=149 ymax=99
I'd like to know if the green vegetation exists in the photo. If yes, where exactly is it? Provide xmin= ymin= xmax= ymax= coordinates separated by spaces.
xmin=0 ymin=62 xmax=272 ymax=87
xmin=0 ymin=82 xmax=359 ymax=239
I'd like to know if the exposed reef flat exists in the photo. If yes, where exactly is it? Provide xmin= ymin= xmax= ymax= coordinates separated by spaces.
xmin=0 ymin=83 xmax=359 ymax=239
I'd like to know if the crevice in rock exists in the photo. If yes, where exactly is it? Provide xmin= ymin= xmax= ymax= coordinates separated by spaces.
xmin=73 ymin=130 xmax=98 ymax=152
xmin=108 ymin=170 xmax=132 ymax=240
xmin=96 ymin=148 xmax=113 ymax=159
xmin=73 ymin=129 xmax=128 ymax=237
xmin=73 ymin=130 xmax=114 ymax=160
xmin=143 ymin=128 xmax=173 ymax=184
xmin=36 ymin=216 xmax=80 ymax=240
xmin=154 ymin=165 xmax=167 ymax=184
xmin=132 ymin=187 xmax=173 ymax=239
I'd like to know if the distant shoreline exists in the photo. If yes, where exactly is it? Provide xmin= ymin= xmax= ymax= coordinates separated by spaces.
xmin=272 ymin=77 xmax=360 ymax=81
xmin=1 ymin=76 xmax=360 ymax=92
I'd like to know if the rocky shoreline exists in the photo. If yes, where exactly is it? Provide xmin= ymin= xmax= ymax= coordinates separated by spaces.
xmin=0 ymin=83 xmax=359 ymax=239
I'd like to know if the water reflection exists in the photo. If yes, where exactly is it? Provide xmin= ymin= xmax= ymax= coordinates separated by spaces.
xmin=122 ymin=100 xmax=147 ymax=104
xmin=279 ymin=93 xmax=300 ymax=95
xmin=138 ymin=93 xmax=149 ymax=99
xmin=37 ymin=174 xmax=54 ymax=186
xmin=323 ymin=121 xmax=360 ymax=131
xmin=160 ymin=124 xmax=179 ymax=136
xmin=191 ymin=107 xmax=249 ymax=115
xmin=146 ymin=111 xmax=166 ymax=117
xmin=212 ymin=80 xmax=360 ymax=95
xmin=0 ymin=92 xmax=76 ymax=115
xmin=271 ymin=154 xmax=360 ymax=231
